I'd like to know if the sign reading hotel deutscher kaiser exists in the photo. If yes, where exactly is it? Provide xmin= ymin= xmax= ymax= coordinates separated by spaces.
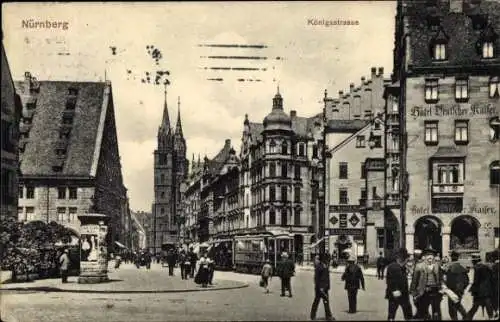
xmin=410 ymin=102 xmax=498 ymax=118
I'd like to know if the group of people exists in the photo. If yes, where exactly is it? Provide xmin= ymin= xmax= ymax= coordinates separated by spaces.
xmin=259 ymin=252 xmax=296 ymax=296
xmin=386 ymin=247 xmax=499 ymax=321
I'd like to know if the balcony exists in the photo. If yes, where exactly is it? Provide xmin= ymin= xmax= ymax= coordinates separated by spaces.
xmin=432 ymin=183 xmax=464 ymax=195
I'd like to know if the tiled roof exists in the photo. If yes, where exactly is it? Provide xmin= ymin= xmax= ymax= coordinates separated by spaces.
xmin=325 ymin=119 xmax=368 ymax=133
xmin=15 ymin=81 xmax=108 ymax=176
xmin=406 ymin=0 xmax=500 ymax=68
xmin=249 ymin=122 xmax=264 ymax=144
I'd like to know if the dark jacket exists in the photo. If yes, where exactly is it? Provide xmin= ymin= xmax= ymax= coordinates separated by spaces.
xmin=385 ymin=262 xmax=409 ymax=300
xmin=377 ymin=256 xmax=385 ymax=268
xmin=470 ymin=262 xmax=494 ymax=299
xmin=278 ymin=259 xmax=295 ymax=278
xmin=445 ymin=261 xmax=469 ymax=296
xmin=314 ymin=263 xmax=330 ymax=291
xmin=410 ymin=262 xmax=443 ymax=298
xmin=341 ymin=263 xmax=365 ymax=290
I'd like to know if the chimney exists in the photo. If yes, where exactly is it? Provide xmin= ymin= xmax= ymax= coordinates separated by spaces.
xmin=378 ymin=67 xmax=384 ymax=76
xmin=449 ymin=0 xmax=463 ymax=13
xmin=350 ymin=83 xmax=355 ymax=93
xmin=339 ymin=90 xmax=344 ymax=97
xmin=371 ymin=67 xmax=377 ymax=77
xmin=290 ymin=110 xmax=297 ymax=118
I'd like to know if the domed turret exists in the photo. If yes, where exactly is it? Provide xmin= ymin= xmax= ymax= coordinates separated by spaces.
xmin=263 ymin=87 xmax=292 ymax=132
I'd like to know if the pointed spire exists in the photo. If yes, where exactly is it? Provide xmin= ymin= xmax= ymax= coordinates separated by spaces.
xmin=160 ymin=83 xmax=171 ymax=133
xmin=175 ymin=96 xmax=183 ymax=137
xmin=273 ymin=85 xmax=283 ymax=110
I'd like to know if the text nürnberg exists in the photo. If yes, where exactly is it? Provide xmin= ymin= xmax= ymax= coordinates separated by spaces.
xmin=22 ymin=19 xmax=69 ymax=30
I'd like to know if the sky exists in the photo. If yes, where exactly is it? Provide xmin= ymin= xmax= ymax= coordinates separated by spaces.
xmin=2 ymin=1 xmax=396 ymax=212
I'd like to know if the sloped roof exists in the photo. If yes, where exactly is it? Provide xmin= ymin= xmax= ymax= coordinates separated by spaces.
xmin=325 ymin=119 xmax=368 ymax=133
xmin=328 ymin=118 xmax=384 ymax=154
xmin=249 ymin=122 xmax=264 ymax=144
xmin=15 ymin=80 xmax=109 ymax=176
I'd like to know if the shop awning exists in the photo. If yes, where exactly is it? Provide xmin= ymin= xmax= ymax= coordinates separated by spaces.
xmin=115 ymin=241 xmax=127 ymax=249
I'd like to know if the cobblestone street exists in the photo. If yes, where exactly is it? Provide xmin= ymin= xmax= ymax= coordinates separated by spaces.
xmin=1 ymin=263 xmax=488 ymax=321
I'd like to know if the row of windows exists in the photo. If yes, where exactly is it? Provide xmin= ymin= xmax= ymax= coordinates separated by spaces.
xmin=267 ymin=140 xmax=315 ymax=157
xmin=424 ymin=77 xmax=499 ymax=103
xmin=57 ymin=207 xmax=78 ymax=222
xmin=252 ymin=186 xmax=302 ymax=204
xmin=355 ymin=135 xmax=383 ymax=148
xmin=338 ymin=162 xmax=367 ymax=179
xmin=337 ymin=187 xmax=380 ymax=204
xmin=424 ymin=119 xmax=499 ymax=144
xmin=251 ymin=165 xmax=302 ymax=182
xmin=18 ymin=186 xmax=79 ymax=199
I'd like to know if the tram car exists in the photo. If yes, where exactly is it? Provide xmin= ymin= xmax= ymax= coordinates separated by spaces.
xmin=208 ymin=239 xmax=233 ymax=271
xmin=233 ymin=231 xmax=295 ymax=275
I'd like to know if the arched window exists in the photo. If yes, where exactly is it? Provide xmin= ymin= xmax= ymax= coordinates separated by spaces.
xmin=269 ymin=140 xmax=276 ymax=153
xmin=491 ymin=161 xmax=500 ymax=185
xmin=281 ymin=141 xmax=288 ymax=155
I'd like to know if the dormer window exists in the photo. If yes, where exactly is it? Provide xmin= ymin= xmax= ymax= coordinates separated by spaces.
xmin=478 ymin=25 xmax=498 ymax=59
xmin=455 ymin=78 xmax=469 ymax=102
xmin=433 ymin=43 xmax=446 ymax=60
xmin=430 ymin=27 xmax=449 ymax=61
xmin=490 ymin=76 xmax=499 ymax=98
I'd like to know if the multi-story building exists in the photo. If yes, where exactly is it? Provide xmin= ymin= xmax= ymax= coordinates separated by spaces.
xmin=181 ymin=155 xmax=203 ymax=245
xmin=323 ymin=67 xmax=390 ymax=262
xmin=1 ymin=43 xmax=22 ymax=221
xmin=15 ymin=75 xmax=128 ymax=248
xmin=391 ymin=0 xmax=500 ymax=258
xmin=239 ymin=89 xmax=326 ymax=261
xmin=132 ymin=210 xmax=153 ymax=252
xmin=152 ymin=93 xmax=188 ymax=254
xmin=130 ymin=211 xmax=148 ymax=251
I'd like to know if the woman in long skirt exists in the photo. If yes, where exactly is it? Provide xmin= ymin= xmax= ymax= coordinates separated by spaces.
xmin=196 ymin=253 xmax=210 ymax=287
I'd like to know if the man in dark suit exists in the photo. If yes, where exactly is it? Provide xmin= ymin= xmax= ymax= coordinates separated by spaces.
xmin=341 ymin=255 xmax=365 ymax=314
xmin=377 ymin=252 xmax=386 ymax=280
xmin=277 ymin=252 xmax=295 ymax=297
xmin=466 ymin=254 xmax=495 ymax=320
xmin=445 ymin=251 xmax=469 ymax=320
xmin=310 ymin=254 xmax=334 ymax=321
xmin=385 ymin=248 xmax=413 ymax=321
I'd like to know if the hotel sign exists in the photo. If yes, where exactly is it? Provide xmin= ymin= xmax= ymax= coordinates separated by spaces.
xmin=410 ymin=205 xmax=497 ymax=215
xmin=410 ymin=103 xmax=498 ymax=118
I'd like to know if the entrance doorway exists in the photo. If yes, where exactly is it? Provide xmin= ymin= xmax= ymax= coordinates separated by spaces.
xmin=450 ymin=215 xmax=479 ymax=251
xmin=414 ymin=216 xmax=442 ymax=256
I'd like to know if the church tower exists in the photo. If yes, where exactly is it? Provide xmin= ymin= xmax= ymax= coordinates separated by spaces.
xmin=152 ymin=87 xmax=176 ymax=254
xmin=173 ymin=96 xmax=188 ymax=234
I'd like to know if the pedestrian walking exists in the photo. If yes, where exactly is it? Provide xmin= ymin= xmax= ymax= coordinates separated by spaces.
xmin=489 ymin=251 xmax=499 ymax=319
xmin=277 ymin=252 xmax=295 ymax=297
xmin=377 ymin=252 xmax=386 ymax=280
xmin=59 ymin=249 xmax=70 ymax=283
xmin=444 ymin=251 xmax=469 ymax=320
xmin=385 ymin=248 xmax=413 ymax=321
xmin=466 ymin=254 xmax=495 ymax=320
xmin=207 ymin=254 xmax=215 ymax=285
xmin=260 ymin=259 xmax=273 ymax=294
xmin=188 ymin=247 xmax=197 ymax=277
xmin=341 ymin=255 xmax=365 ymax=314
xmin=166 ymin=249 xmax=176 ymax=276
xmin=179 ymin=251 xmax=187 ymax=279
xmin=310 ymin=254 xmax=334 ymax=321
xmin=410 ymin=247 xmax=443 ymax=320
xmin=195 ymin=252 xmax=210 ymax=288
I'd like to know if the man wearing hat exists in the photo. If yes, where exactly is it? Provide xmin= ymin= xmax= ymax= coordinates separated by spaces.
xmin=59 ymin=248 xmax=71 ymax=283
xmin=277 ymin=251 xmax=295 ymax=297
xmin=260 ymin=259 xmax=273 ymax=294
xmin=444 ymin=251 xmax=469 ymax=320
xmin=341 ymin=255 xmax=365 ymax=314
xmin=385 ymin=248 xmax=413 ymax=321
xmin=410 ymin=247 xmax=443 ymax=320
xmin=310 ymin=254 xmax=334 ymax=321
xmin=466 ymin=254 xmax=495 ymax=320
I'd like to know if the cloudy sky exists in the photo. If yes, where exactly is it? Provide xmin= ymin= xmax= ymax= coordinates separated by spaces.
xmin=3 ymin=1 xmax=395 ymax=212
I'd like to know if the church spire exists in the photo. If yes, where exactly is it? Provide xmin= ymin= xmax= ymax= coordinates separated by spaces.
xmin=175 ymin=96 xmax=184 ymax=137
xmin=160 ymin=83 xmax=171 ymax=133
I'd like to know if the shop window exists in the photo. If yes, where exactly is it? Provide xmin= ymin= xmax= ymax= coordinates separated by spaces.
xmin=424 ymin=121 xmax=439 ymax=145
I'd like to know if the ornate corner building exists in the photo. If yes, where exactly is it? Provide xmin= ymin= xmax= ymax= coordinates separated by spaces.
xmin=389 ymin=0 xmax=500 ymax=259
xmin=152 ymin=92 xmax=188 ymax=254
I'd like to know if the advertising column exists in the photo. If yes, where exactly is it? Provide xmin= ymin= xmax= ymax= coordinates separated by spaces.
xmin=78 ymin=213 xmax=110 ymax=284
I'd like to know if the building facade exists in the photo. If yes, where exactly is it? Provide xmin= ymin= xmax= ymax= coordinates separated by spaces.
xmin=152 ymin=93 xmax=188 ymax=254
xmin=1 ymin=43 xmax=22 ymax=221
xmin=392 ymin=0 xmax=500 ymax=258
xmin=132 ymin=210 xmax=153 ymax=252
xmin=15 ymin=76 xmax=129 ymax=249
xmin=325 ymin=118 xmax=385 ymax=263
